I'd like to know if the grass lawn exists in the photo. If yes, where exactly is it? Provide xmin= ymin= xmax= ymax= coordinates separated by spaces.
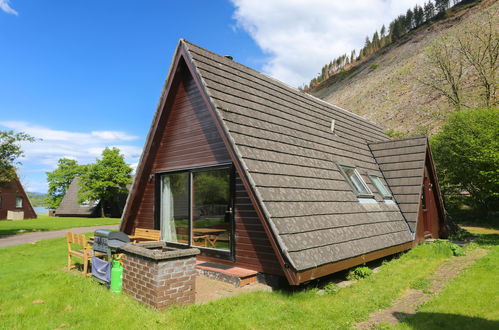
xmin=385 ymin=235 xmax=499 ymax=330
xmin=0 ymin=215 xmax=121 ymax=236
xmin=0 ymin=236 xmax=475 ymax=329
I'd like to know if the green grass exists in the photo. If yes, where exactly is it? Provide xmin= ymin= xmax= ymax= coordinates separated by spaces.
xmin=0 ymin=215 xmax=120 ymax=236
xmin=0 ymin=238 xmax=463 ymax=329
xmin=384 ymin=235 xmax=499 ymax=330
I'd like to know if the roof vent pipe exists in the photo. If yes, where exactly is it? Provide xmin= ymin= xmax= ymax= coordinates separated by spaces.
xmin=224 ymin=55 xmax=233 ymax=60
xmin=330 ymin=119 xmax=336 ymax=133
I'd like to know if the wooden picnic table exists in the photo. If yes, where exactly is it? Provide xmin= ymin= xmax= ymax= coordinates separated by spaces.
xmin=192 ymin=228 xmax=226 ymax=248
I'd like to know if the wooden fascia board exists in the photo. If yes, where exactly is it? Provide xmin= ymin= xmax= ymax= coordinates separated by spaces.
xmin=179 ymin=44 xmax=299 ymax=285
xmin=412 ymin=138 xmax=428 ymax=240
xmin=120 ymin=42 xmax=185 ymax=234
xmin=295 ymin=241 xmax=414 ymax=283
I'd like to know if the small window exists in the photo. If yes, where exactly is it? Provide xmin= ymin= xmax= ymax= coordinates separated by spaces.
xmin=15 ymin=197 xmax=23 ymax=208
xmin=338 ymin=165 xmax=372 ymax=197
xmin=369 ymin=175 xmax=392 ymax=199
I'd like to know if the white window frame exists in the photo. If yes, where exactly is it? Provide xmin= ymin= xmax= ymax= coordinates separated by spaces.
xmin=15 ymin=196 xmax=23 ymax=208
xmin=368 ymin=174 xmax=393 ymax=199
xmin=337 ymin=164 xmax=373 ymax=198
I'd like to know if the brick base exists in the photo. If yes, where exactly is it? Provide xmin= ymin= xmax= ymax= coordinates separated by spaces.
xmin=122 ymin=246 xmax=198 ymax=310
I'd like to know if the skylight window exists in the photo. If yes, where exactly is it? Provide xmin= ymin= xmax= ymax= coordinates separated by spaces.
xmin=369 ymin=175 xmax=392 ymax=199
xmin=338 ymin=165 xmax=372 ymax=197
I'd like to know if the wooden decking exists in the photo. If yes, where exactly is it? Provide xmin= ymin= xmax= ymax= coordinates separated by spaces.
xmin=196 ymin=260 xmax=258 ymax=287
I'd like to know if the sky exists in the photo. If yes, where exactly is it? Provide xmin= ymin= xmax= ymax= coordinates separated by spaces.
xmin=0 ymin=0 xmax=426 ymax=193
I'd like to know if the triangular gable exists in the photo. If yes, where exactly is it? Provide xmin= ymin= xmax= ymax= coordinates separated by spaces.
xmin=369 ymin=136 xmax=446 ymax=236
xmin=55 ymin=177 xmax=98 ymax=217
xmin=0 ymin=175 xmax=37 ymax=219
xmin=120 ymin=41 xmax=291 ymax=280
xmin=369 ymin=137 xmax=427 ymax=231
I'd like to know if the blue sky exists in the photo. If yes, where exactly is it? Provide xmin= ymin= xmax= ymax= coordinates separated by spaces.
xmin=0 ymin=0 xmax=426 ymax=193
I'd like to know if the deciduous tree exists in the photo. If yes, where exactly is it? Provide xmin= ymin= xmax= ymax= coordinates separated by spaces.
xmin=0 ymin=130 xmax=34 ymax=185
xmin=431 ymin=108 xmax=499 ymax=211
xmin=79 ymin=147 xmax=132 ymax=217
xmin=45 ymin=158 xmax=86 ymax=209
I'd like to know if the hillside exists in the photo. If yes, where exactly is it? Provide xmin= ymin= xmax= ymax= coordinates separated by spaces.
xmin=310 ymin=0 xmax=498 ymax=136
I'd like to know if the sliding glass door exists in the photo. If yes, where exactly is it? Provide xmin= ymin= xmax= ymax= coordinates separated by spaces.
xmin=159 ymin=165 xmax=233 ymax=257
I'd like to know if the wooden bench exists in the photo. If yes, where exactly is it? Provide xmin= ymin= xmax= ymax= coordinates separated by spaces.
xmin=129 ymin=228 xmax=161 ymax=243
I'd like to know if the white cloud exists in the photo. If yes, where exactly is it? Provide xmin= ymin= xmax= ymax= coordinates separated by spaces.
xmin=0 ymin=121 xmax=142 ymax=176
xmin=231 ymin=0 xmax=427 ymax=87
xmin=0 ymin=0 xmax=18 ymax=15
xmin=0 ymin=121 xmax=138 ymax=143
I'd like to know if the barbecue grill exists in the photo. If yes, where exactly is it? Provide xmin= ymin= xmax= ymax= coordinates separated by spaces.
xmin=92 ymin=229 xmax=130 ymax=283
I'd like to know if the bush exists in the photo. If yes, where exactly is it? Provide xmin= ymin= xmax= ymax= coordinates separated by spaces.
xmin=431 ymin=108 xmax=499 ymax=212
xmin=347 ymin=266 xmax=373 ymax=281
xmin=430 ymin=239 xmax=465 ymax=256
xmin=323 ymin=283 xmax=340 ymax=295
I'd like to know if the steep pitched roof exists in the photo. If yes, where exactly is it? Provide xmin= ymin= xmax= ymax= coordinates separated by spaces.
xmin=369 ymin=137 xmax=427 ymax=231
xmin=55 ymin=177 xmax=98 ymax=216
xmin=180 ymin=40 xmax=414 ymax=271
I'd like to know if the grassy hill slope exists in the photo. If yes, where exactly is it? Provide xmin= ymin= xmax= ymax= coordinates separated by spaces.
xmin=311 ymin=0 xmax=497 ymax=136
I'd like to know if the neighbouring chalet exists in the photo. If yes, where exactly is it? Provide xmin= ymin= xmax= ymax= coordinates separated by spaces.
xmin=0 ymin=176 xmax=37 ymax=220
xmin=120 ymin=40 xmax=447 ymax=285
xmin=56 ymin=177 xmax=130 ymax=218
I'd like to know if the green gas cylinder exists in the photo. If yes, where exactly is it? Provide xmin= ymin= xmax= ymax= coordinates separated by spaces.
xmin=110 ymin=259 xmax=123 ymax=293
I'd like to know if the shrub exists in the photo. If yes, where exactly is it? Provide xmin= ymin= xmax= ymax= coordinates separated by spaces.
xmin=347 ymin=266 xmax=373 ymax=281
xmin=431 ymin=108 xmax=499 ymax=212
xmin=323 ymin=283 xmax=340 ymax=295
xmin=430 ymin=239 xmax=465 ymax=257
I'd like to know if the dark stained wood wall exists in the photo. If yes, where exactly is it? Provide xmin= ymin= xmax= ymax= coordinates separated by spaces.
xmin=415 ymin=162 xmax=443 ymax=242
xmin=129 ymin=71 xmax=282 ymax=275
xmin=0 ymin=179 xmax=37 ymax=220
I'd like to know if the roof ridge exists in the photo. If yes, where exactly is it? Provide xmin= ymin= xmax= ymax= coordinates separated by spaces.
xmin=368 ymin=136 xmax=428 ymax=146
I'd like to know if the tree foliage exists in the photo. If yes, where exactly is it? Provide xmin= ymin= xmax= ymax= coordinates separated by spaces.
xmin=45 ymin=158 xmax=86 ymax=209
xmin=431 ymin=108 xmax=499 ymax=211
xmin=78 ymin=147 xmax=132 ymax=217
xmin=0 ymin=130 xmax=35 ymax=185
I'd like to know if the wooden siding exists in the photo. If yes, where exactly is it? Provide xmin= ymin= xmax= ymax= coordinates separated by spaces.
xmin=127 ymin=70 xmax=282 ymax=275
xmin=0 ymin=179 xmax=37 ymax=220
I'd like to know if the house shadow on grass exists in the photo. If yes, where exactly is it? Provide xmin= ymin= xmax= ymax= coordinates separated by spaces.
xmin=395 ymin=312 xmax=499 ymax=330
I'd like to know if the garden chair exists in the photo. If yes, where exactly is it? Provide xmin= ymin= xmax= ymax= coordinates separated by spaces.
xmin=66 ymin=232 xmax=95 ymax=277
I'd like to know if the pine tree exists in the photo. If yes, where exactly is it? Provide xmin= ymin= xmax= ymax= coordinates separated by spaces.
xmin=372 ymin=31 xmax=380 ymax=49
xmin=424 ymin=1 xmax=435 ymax=21
xmin=380 ymin=25 xmax=386 ymax=38
xmin=414 ymin=5 xmax=425 ymax=27
xmin=406 ymin=9 xmax=415 ymax=30
xmin=435 ymin=0 xmax=450 ymax=14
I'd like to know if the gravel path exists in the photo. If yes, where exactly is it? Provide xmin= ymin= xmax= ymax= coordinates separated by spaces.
xmin=0 ymin=224 xmax=119 ymax=248
xmin=356 ymin=248 xmax=488 ymax=329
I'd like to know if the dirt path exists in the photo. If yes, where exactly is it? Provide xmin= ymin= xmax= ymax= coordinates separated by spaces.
xmin=356 ymin=248 xmax=488 ymax=329
xmin=0 ymin=224 xmax=119 ymax=248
